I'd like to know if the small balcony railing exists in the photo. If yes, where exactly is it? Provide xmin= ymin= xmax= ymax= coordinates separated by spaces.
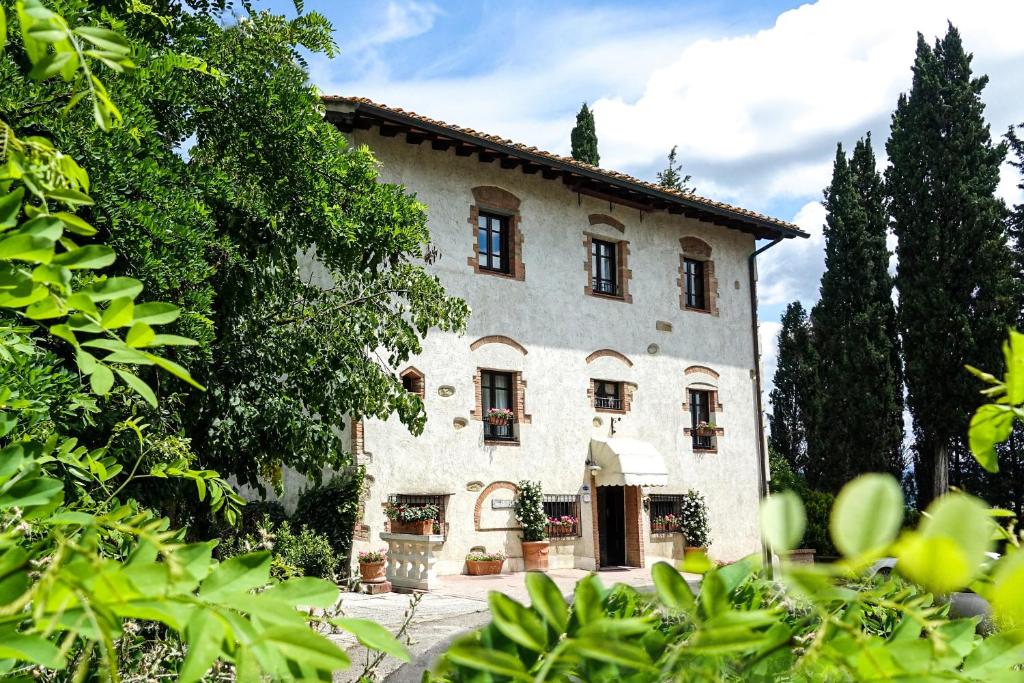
xmin=692 ymin=434 xmax=715 ymax=450
xmin=595 ymin=396 xmax=622 ymax=411
xmin=591 ymin=277 xmax=620 ymax=296
xmin=484 ymin=416 xmax=516 ymax=441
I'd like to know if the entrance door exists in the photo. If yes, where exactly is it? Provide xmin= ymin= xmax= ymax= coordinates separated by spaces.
xmin=597 ymin=485 xmax=626 ymax=567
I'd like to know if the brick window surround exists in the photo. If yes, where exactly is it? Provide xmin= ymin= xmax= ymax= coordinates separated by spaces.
xmin=682 ymin=386 xmax=725 ymax=453
xmin=588 ymin=379 xmax=636 ymax=414
xmin=471 ymin=367 xmax=531 ymax=445
xmin=678 ymin=236 xmax=719 ymax=316
xmin=399 ymin=366 xmax=425 ymax=398
xmin=583 ymin=232 xmax=632 ymax=303
xmin=467 ymin=186 xmax=525 ymax=280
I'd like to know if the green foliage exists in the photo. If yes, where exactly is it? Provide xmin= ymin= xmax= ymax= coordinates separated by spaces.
xmin=806 ymin=138 xmax=904 ymax=491
xmin=768 ymin=301 xmax=817 ymax=474
xmin=801 ymin=489 xmax=837 ymax=557
xmin=221 ymin=515 xmax=339 ymax=581
xmin=680 ymin=489 xmax=710 ymax=548
xmin=385 ymin=502 xmax=439 ymax=522
xmin=434 ymin=468 xmax=1024 ymax=681
xmin=0 ymin=5 xmax=407 ymax=678
xmin=293 ymin=468 xmax=364 ymax=572
xmin=655 ymin=145 xmax=694 ymax=193
xmin=886 ymin=25 xmax=1020 ymax=504
xmin=514 ymin=480 xmax=547 ymax=542
xmin=3 ymin=0 xmax=469 ymax=501
xmin=570 ymin=102 xmax=600 ymax=166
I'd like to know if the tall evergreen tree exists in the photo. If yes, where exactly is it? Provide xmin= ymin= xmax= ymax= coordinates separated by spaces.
xmin=768 ymin=301 xmax=818 ymax=475
xmin=886 ymin=25 xmax=1019 ymax=505
xmin=570 ymin=102 xmax=600 ymax=166
xmin=805 ymin=139 xmax=903 ymax=493
xmin=657 ymin=145 xmax=695 ymax=193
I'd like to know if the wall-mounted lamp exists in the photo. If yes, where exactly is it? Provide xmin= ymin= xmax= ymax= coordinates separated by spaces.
xmin=585 ymin=456 xmax=602 ymax=474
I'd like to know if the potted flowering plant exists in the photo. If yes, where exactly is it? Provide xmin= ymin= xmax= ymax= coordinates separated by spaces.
xmin=694 ymin=420 xmax=718 ymax=437
xmin=680 ymin=490 xmax=711 ymax=556
xmin=385 ymin=503 xmax=439 ymax=535
xmin=652 ymin=513 xmax=681 ymax=534
xmin=465 ymin=550 xmax=506 ymax=576
xmin=486 ymin=407 xmax=514 ymax=426
xmin=357 ymin=548 xmax=387 ymax=583
xmin=514 ymin=480 xmax=549 ymax=570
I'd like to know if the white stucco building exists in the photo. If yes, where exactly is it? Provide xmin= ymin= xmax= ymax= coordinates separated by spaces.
xmin=321 ymin=97 xmax=808 ymax=578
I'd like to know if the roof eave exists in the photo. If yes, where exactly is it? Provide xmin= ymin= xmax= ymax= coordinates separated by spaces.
xmin=324 ymin=98 xmax=808 ymax=241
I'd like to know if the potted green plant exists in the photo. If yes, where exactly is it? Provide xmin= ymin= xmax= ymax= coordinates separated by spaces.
xmin=487 ymin=407 xmax=514 ymax=427
xmin=680 ymin=490 xmax=710 ymax=556
xmin=465 ymin=550 xmax=506 ymax=576
xmin=384 ymin=503 xmax=439 ymax=535
xmin=357 ymin=548 xmax=387 ymax=583
xmin=514 ymin=480 xmax=549 ymax=570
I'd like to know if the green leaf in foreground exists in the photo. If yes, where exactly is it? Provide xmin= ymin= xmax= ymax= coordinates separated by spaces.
xmin=830 ymin=473 xmax=903 ymax=558
xmin=760 ymin=491 xmax=805 ymax=554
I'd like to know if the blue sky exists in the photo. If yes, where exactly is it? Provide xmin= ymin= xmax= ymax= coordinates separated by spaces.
xmin=262 ymin=0 xmax=1024 ymax=389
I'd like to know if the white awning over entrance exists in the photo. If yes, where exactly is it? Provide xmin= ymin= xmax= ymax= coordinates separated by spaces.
xmin=589 ymin=438 xmax=668 ymax=487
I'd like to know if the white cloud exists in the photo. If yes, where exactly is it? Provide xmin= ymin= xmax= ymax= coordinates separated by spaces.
xmin=593 ymin=0 xmax=1024 ymax=205
xmin=353 ymin=1 xmax=441 ymax=50
xmin=758 ymin=201 xmax=827 ymax=306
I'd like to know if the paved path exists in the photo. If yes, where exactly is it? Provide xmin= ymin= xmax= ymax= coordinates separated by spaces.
xmin=331 ymin=567 xmax=697 ymax=682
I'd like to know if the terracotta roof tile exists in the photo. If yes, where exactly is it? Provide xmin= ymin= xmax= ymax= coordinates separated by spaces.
xmin=322 ymin=95 xmax=807 ymax=238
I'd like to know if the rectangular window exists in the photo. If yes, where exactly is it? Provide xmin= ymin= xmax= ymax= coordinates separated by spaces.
xmin=649 ymin=494 xmax=684 ymax=534
xmin=388 ymin=494 xmax=449 ymax=537
xmin=482 ymin=370 xmax=516 ymax=441
xmin=477 ymin=212 xmax=509 ymax=273
xmin=594 ymin=380 xmax=623 ymax=411
xmin=542 ymin=494 xmax=581 ymax=538
xmin=684 ymin=258 xmax=706 ymax=310
xmin=591 ymin=239 xmax=619 ymax=296
xmin=689 ymin=389 xmax=714 ymax=450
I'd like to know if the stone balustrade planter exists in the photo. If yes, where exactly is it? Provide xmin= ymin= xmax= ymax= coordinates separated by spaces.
xmin=380 ymin=532 xmax=445 ymax=591
xmin=466 ymin=559 xmax=504 ymax=576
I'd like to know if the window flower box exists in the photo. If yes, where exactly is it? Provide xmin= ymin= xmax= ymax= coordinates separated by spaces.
xmin=545 ymin=515 xmax=579 ymax=538
xmin=487 ymin=407 xmax=514 ymax=427
xmin=652 ymin=514 xmax=682 ymax=534
xmin=385 ymin=502 xmax=439 ymax=535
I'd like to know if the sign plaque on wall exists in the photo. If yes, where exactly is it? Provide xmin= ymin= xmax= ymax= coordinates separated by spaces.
xmin=491 ymin=498 xmax=514 ymax=510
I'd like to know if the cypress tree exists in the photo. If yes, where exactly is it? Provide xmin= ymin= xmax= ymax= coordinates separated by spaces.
xmin=657 ymin=145 xmax=695 ymax=193
xmin=885 ymin=25 xmax=1018 ymax=505
xmin=768 ymin=301 xmax=818 ymax=475
xmin=805 ymin=139 xmax=904 ymax=493
xmin=570 ymin=103 xmax=600 ymax=166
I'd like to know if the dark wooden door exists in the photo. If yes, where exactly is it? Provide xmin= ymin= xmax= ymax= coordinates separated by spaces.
xmin=598 ymin=485 xmax=625 ymax=567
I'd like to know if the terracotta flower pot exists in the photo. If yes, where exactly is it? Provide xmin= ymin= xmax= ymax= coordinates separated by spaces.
xmin=685 ymin=546 xmax=707 ymax=557
xmin=466 ymin=559 xmax=504 ymax=576
xmin=359 ymin=561 xmax=386 ymax=583
xmin=488 ymin=414 xmax=511 ymax=426
xmin=391 ymin=519 xmax=434 ymax=535
xmin=522 ymin=540 xmax=550 ymax=571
